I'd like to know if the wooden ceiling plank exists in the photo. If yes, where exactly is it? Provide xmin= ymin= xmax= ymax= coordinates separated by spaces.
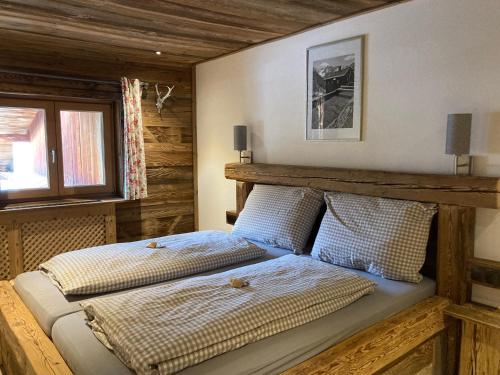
xmin=0 ymin=0 xmax=407 ymax=72
xmin=289 ymin=0 xmax=391 ymax=15
xmin=0 ymin=29 xmax=202 ymax=67
xmin=165 ymin=0 xmax=340 ymax=25
xmin=15 ymin=0 xmax=281 ymax=45
xmin=110 ymin=0 xmax=304 ymax=34
xmin=0 ymin=5 xmax=244 ymax=55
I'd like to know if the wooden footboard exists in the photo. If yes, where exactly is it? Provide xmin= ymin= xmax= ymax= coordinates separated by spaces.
xmin=0 ymin=281 xmax=71 ymax=375
xmin=282 ymin=296 xmax=451 ymax=375
xmin=0 ymin=277 xmax=450 ymax=375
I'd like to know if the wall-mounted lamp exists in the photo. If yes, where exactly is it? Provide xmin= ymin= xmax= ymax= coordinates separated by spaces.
xmin=445 ymin=113 xmax=472 ymax=175
xmin=233 ymin=125 xmax=252 ymax=164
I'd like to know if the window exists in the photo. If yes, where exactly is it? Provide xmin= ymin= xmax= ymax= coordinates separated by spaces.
xmin=0 ymin=98 xmax=115 ymax=201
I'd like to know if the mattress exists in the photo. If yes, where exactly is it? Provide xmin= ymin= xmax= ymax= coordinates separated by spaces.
xmin=52 ymin=269 xmax=435 ymax=375
xmin=14 ymin=242 xmax=291 ymax=336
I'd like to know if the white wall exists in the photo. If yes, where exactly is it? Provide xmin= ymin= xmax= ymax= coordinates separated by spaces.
xmin=196 ymin=0 xmax=500 ymax=306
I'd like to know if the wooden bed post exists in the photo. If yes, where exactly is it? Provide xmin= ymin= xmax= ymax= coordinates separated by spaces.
xmin=236 ymin=181 xmax=253 ymax=214
xmin=437 ymin=204 xmax=475 ymax=375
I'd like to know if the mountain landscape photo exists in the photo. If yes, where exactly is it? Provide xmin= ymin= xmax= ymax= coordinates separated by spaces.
xmin=311 ymin=53 xmax=355 ymax=129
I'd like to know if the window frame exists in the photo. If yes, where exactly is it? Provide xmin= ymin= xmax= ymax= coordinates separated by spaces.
xmin=0 ymin=97 xmax=59 ymax=200
xmin=54 ymin=102 xmax=115 ymax=197
xmin=0 ymin=97 xmax=116 ymax=202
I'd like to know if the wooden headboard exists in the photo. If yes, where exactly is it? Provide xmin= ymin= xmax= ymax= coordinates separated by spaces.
xmin=225 ymin=162 xmax=500 ymax=305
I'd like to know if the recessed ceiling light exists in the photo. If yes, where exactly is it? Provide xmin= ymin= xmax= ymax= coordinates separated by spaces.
xmin=155 ymin=51 xmax=162 ymax=55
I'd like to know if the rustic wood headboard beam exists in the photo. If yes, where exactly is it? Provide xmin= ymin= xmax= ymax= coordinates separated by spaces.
xmin=225 ymin=163 xmax=500 ymax=209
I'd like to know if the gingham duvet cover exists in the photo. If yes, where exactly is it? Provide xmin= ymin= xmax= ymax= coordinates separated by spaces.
xmin=82 ymin=255 xmax=375 ymax=375
xmin=40 ymin=230 xmax=266 ymax=295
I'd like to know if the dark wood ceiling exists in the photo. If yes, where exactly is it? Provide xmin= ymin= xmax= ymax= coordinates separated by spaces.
xmin=0 ymin=0 xmax=402 ymax=79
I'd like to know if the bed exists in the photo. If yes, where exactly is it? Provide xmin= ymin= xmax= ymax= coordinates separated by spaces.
xmin=1 ymin=161 xmax=497 ymax=375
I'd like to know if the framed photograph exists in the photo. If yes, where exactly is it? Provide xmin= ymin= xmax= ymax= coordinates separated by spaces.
xmin=306 ymin=36 xmax=364 ymax=141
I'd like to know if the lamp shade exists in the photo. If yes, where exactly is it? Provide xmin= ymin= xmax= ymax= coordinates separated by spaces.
xmin=446 ymin=114 xmax=471 ymax=155
xmin=233 ymin=125 xmax=247 ymax=151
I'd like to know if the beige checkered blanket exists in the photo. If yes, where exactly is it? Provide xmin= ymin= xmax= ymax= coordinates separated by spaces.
xmin=82 ymin=255 xmax=376 ymax=374
xmin=40 ymin=230 xmax=265 ymax=295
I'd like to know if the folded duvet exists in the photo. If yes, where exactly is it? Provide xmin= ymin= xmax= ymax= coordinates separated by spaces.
xmin=82 ymin=255 xmax=376 ymax=375
xmin=40 ymin=230 xmax=265 ymax=295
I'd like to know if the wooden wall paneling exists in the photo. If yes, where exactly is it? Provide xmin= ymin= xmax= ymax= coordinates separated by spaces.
xmin=0 ymin=71 xmax=122 ymax=100
xmin=116 ymin=70 xmax=194 ymax=241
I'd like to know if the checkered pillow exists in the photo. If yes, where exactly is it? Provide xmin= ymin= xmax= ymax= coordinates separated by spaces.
xmin=232 ymin=184 xmax=324 ymax=253
xmin=312 ymin=192 xmax=437 ymax=282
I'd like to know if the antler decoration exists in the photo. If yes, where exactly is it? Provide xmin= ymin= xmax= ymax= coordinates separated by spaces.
xmin=155 ymin=83 xmax=175 ymax=115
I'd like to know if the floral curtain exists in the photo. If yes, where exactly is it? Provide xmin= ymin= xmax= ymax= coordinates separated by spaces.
xmin=121 ymin=77 xmax=148 ymax=200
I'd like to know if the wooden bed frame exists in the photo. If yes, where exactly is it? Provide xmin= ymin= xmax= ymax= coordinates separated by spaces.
xmin=1 ymin=162 xmax=500 ymax=375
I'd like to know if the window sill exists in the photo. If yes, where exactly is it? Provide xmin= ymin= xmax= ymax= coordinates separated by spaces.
xmin=0 ymin=197 xmax=126 ymax=212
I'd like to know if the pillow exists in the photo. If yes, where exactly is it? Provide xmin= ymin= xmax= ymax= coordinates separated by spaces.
xmin=311 ymin=192 xmax=437 ymax=282
xmin=232 ymin=184 xmax=324 ymax=253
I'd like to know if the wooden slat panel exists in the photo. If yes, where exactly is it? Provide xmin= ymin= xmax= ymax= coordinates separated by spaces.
xmin=225 ymin=162 xmax=500 ymax=209
xmin=116 ymin=215 xmax=194 ymax=242
xmin=117 ymin=73 xmax=195 ymax=240
xmin=282 ymin=296 xmax=450 ymax=375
